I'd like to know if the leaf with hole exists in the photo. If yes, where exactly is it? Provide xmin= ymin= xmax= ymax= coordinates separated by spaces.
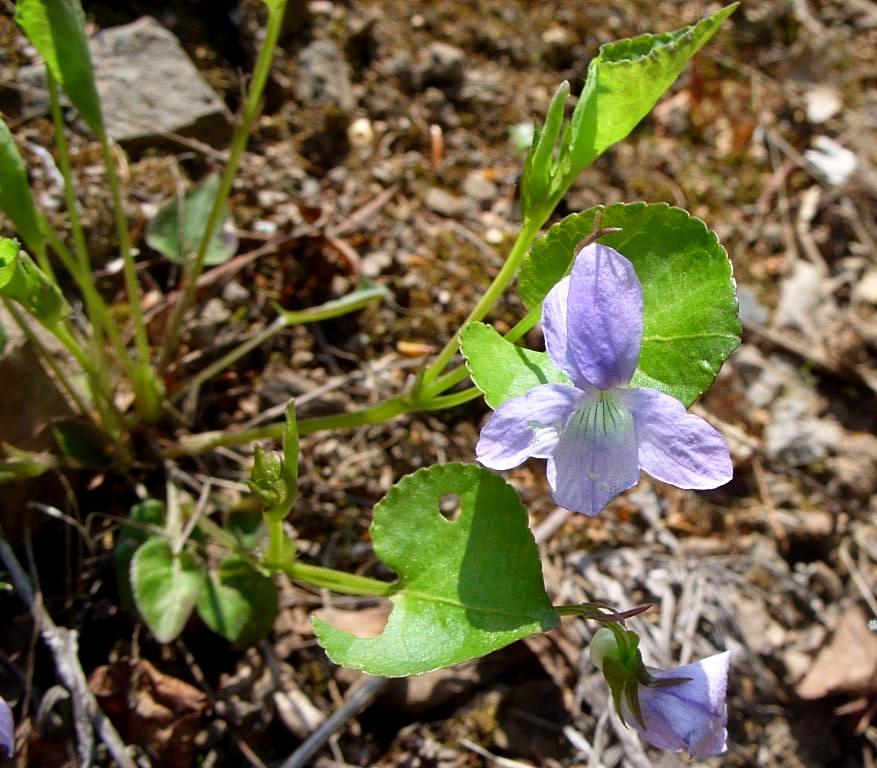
xmin=461 ymin=322 xmax=571 ymax=409
xmin=131 ymin=537 xmax=205 ymax=643
xmin=15 ymin=0 xmax=104 ymax=135
xmin=313 ymin=463 xmax=558 ymax=676
xmin=196 ymin=556 xmax=278 ymax=647
xmin=517 ymin=203 xmax=740 ymax=406
xmin=146 ymin=174 xmax=237 ymax=266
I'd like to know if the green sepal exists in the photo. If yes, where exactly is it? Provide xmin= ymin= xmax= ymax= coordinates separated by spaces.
xmin=521 ymin=80 xmax=570 ymax=222
xmin=249 ymin=402 xmax=299 ymax=522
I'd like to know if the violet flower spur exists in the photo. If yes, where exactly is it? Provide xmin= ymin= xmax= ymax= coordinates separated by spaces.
xmin=476 ymin=243 xmax=732 ymax=515
xmin=589 ymin=626 xmax=730 ymax=758
xmin=624 ymin=651 xmax=731 ymax=758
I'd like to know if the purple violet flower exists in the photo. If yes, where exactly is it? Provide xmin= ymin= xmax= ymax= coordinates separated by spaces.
xmin=476 ymin=243 xmax=732 ymax=515
xmin=0 ymin=694 xmax=13 ymax=757
xmin=622 ymin=651 xmax=731 ymax=758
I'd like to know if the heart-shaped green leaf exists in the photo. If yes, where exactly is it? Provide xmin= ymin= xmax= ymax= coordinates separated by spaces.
xmin=461 ymin=322 xmax=571 ymax=409
xmin=518 ymin=203 xmax=740 ymax=406
xmin=0 ymin=117 xmax=45 ymax=257
xmin=196 ymin=556 xmax=278 ymax=647
xmin=15 ymin=0 xmax=104 ymax=136
xmin=131 ymin=537 xmax=204 ymax=643
xmin=146 ymin=175 xmax=237 ymax=266
xmin=313 ymin=463 xmax=558 ymax=676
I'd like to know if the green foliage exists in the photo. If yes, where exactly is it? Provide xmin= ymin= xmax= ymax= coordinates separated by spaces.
xmin=277 ymin=280 xmax=388 ymax=325
xmin=114 ymin=500 xmax=166 ymax=611
xmin=0 ymin=118 xmax=45 ymax=256
xmin=196 ymin=556 xmax=278 ymax=647
xmin=131 ymin=537 xmax=205 ymax=643
xmin=0 ymin=238 xmax=66 ymax=326
xmin=249 ymin=401 xmax=299 ymax=522
xmin=461 ymin=322 xmax=570 ymax=409
xmin=313 ymin=463 xmax=558 ymax=676
xmin=52 ymin=418 xmax=116 ymax=468
xmin=146 ymin=175 xmax=237 ymax=267
xmin=15 ymin=0 xmax=105 ymax=136
xmin=518 ymin=203 xmax=740 ymax=406
xmin=520 ymin=4 xmax=737 ymax=221
xmin=0 ymin=444 xmax=56 ymax=485
xmin=567 ymin=4 xmax=737 ymax=177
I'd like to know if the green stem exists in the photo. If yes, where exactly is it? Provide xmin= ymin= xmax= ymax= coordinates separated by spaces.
xmin=46 ymin=75 xmax=92 ymax=281
xmin=418 ymin=215 xmax=543 ymax=391
xmin=280 ymin=561 xmax=396 ymax=597
xmin=39 ymin=220 xmax=134 ymax=381
xmin=98 ymin=130 xmax=150 ymax=368
xmin=161 ymin=395 xmax=411 ymax=458
xmin=157 ymin=0 xmax=288 ymax=373
xmin=172 ymin=315 xmax=286 ymax=403
xmin=266 ymin=517 xmax=285 ymax=565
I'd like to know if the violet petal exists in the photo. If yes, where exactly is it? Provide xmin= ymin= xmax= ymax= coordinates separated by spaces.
xmin=0 ymin=695 xmax=12 ymax=758
xmin=620 ymin=387 xmax=733 ymax=489
xmin=565 ymin=243 xmax=643 ymax=390
xmin=476 ymin=383 xmax=583 ymax=470
xmin=546 ymin=391 xmax=640 ymax=515
xmin=627 ymin=651 xmax=730 ymax=758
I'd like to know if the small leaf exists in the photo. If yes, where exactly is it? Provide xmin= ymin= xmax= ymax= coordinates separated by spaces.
xmin=146 ymin=174 xmax=237 ymax=266
xmin=518 ymin=203 xmax=740 ymax=406
xmin=0 ymin=443 xmax=56 ymax=485
xmin=0 ymin=238 xmax=66 ymax=326
xmin=226 ymin=506 xmax=267 ymax=550
xmin=196 ymin=556 xmax=278 ymax=647
xmin=0 ymin=117 xmax=45 ymax=256
xmin=131 ymin=537 xmax=204 ymax=643
xmin=565 ymin=5 xmax=737 ymax=180
xmin=460 ymin=322 xmax=571 ymax=409
xmin=15 ymin=0 xmax=104 ymax=135
xmin=52 ymin=418 xmax=116 ymax=468
xmin=114 ymin=499 xmax=166 ymax=612
xmin=313 ymin=463 xmax=558 ymax=676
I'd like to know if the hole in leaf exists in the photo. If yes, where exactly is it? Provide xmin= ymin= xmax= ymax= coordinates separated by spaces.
xmin=438 ymin=493 xmax=461 ymax=521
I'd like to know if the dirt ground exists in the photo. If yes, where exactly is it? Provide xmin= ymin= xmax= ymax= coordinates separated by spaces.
xmin=1 ymin=0 xmax=877 ymax=766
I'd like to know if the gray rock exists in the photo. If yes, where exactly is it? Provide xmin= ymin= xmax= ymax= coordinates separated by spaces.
xmin=423 ymin=187 xmax=471 ymax=218
xmin=828 ymin=432 xmax=877 ymax=500
xmin=90 ymin=17 xmax=231 ymax=146
xmin=463 ymin=170 xmax=498 ymax=203
xmin=418 ymin=42 xmax=465 ymax=92
xmin=221 ymin=281 xmax=250 ymax=308
xmin=764 ymin=389 xmax=843 ymax=466
xmin=295 ymin=40 xmax=355 ymax=112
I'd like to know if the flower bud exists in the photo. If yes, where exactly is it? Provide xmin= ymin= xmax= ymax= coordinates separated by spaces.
xmin=248 ymin=446 xmax=289 ymax=511
xmin=589 ymin=626 xmax=621 ymax=671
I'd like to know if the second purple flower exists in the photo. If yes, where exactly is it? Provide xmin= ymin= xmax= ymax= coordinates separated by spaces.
xmin=476 ymin=243 xmax=733 ymax=515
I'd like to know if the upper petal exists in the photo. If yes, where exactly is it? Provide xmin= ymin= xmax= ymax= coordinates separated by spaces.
xmin=541 ymin=275 xmax=577 ymax=379
xmin=565 ymin=243 xmax=643 ymax=389
xmin=621 ymin=388 xmax=733 ymax=489
xmin=476 ymin=383 xmax=583 ymax=470
xmin=546 ymin=390 xmax=640 ymax=515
